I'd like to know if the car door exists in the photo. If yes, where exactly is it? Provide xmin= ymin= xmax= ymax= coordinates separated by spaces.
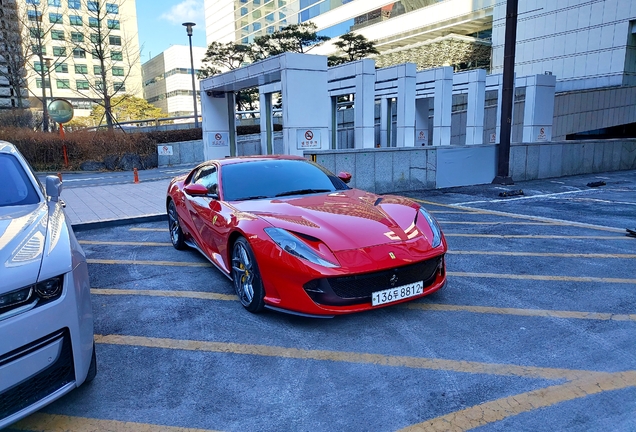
xmin=184 ymin=165 xmax=224 ymax=262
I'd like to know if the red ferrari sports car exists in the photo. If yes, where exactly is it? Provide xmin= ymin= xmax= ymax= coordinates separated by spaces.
xmin=166 ymin=155 xmax=447 ymax=317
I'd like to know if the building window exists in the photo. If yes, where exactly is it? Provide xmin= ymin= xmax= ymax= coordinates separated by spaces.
xmin=73 ymin=48 xmax=86 ymax=58
xmin=109 ymin=35 xmax=121 ymax=45
xmin=87 ymin=1 xmax=98 ymax=11
xmin=51 ymin=30 xmax=65 ymax=40
xmin=53 ymin=46 xmax=66 ymax=56
xmin=91 ymin=49 xmax=100 ymax=57
xmin=48 ymin=0 xmax=61 ymax=6
xmin=56 ymin=79 xmax=70 ymax=89
xmin=95 ymin=80 xmax=103 ymax=90
xmin=34 ymin=62 xmax=44 ymax=72
xmin=107 ymin=19 xmax=120 ymax=29
xmin=241 ymin=7 xmax=247 ymax=16
xmin=68 ymin=0 xmax=80 ymax=9
xmin=111 ymin=51 xmax=123 ymax=61
xmin=49 ymin=13 xmax=63 ymax=24
xmin=89 ymin=17 xmax=99 ymax=27
xmin=29 ymin=28 xmax=44 ymax=38
xmin=36 ymin=78 xmax=50 ymax=88
xmin=32 ymin=45 xmax=46 ymax=55
xmin=71 ymin=32 xmax=84 ymax=42
xmin=69 ymin=15 xmax=82 ymax=26
xmin=75 ymin=64 xmax=88 ymax=74
xmin=106 ymin=3 xmax=118 ymax=13
xmin=253 ymin=22 xmax=261 ymax=31
xmin=27 ymin=0 xmax=41 ymax=4
xmin=94 ymin=65 xmax=102 ymax=74
xmin=112 ymin=66 xmax=124 ymax=76
xmin=55 ymin=63 xmax=68 ymax=73
xmin=76 ymin=80 xmax=90 ymax=90
xmin=90 ymin=33 xmax=100 ymax=43
xmin=113 ymin=82 xmax=125 ymax=92
xmin=28 ymin=10 xmax=42 ymax=21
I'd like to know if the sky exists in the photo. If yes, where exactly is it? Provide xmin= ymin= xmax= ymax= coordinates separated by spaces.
xmin=135 ymin=0 xmax=207 ymax=64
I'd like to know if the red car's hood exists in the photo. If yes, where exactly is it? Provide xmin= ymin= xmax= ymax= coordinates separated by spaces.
xmin=232 ymin=189 xmax=423 ymax=251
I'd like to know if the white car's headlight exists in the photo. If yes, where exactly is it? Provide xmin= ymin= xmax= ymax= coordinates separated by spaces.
xmin=419 ymin=207 xmax=442 ymax=248
xmin=264 ymin=228 xmax=339 ymax=268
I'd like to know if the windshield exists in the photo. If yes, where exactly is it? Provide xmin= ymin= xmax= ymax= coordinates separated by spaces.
xmin=221 ymin=159 xmax=349 ymax=201
xmin=0 ymin=154 xmax=40 ymax=207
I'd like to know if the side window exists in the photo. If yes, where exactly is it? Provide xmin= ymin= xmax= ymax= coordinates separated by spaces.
xmin=194 ymin=166 xmax=218 ymax=193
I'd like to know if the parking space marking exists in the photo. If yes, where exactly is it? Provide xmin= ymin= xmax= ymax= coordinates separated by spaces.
xmin=445 ymin=234 xmax=629 ymax=240
xmin=439 ymin=221 xmax=557 ymax=226
xmin=87 ymin=259 xmax=210 ymax=267
xmin=402 ymin=370 xmax=636 ymax=432
xmin=449 ymin=271 xmax=636 ymax=285
xmin=129 ymin=227 xmax=167 ymax=232
xmin=80 ymin=240 xmax=172 ymax=247
xmin=414 ymin=199 xmax=626 ymax=233
xmin=448 ymin=250 xmax=636 ymax=259
xmin=94 ymin=334 xmax=593 ymax=380
xmin=92 ymin=288 xmax=236 ymax=301
xmin=449 ymin=188 xmax=595 ymax=206
xmin=403 ymin=303 xmax=636 ymax=322
xmin=12 ymin=412 xmax=219 ymax=432
xmin=430 ymin=210 xmax=480 ymax=214
xmin=90 ymin=288 xmax=636 ymax=322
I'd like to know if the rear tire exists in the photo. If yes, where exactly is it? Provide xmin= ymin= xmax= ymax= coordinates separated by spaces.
xmin=85 ymin=343 xmax=97 ymax=383
xmin=168 ymin=200 xmax=186 ymax=250
xmin=231 ymin=237 xmax=265 ymax=313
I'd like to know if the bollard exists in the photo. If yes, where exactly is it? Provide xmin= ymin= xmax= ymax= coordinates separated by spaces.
xmin=133 ymin=168 xmax=139 ymax=184
xmin=57 ymin=172 xmax=63 ymax=182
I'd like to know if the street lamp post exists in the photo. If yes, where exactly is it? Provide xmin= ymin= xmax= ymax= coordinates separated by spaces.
xmin=182 ymin=22 xmax=200 ymax=129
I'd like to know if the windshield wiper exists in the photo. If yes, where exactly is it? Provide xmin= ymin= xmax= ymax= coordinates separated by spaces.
xmin=275 ymin=189 xmax=332 ymax=197
xmin=235 ymin=195 xmax=269 ymax=201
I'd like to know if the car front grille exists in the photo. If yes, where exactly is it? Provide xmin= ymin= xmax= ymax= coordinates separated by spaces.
xmin=304 ymin=255 xmax=444 ymax=306
xmin=0 ymin=329 xmax=75 ymax=420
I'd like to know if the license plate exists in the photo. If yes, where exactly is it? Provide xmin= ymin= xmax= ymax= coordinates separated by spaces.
xmin=372 ymin=281 xmax=424 ymax=306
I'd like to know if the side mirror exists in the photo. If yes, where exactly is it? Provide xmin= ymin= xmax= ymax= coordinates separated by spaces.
xmin=338 ymin=172 xmax=352 ymax=184
xmin=184 ymin=183 xmax=210 ymax=196
xmin=46 ymin=175 xmax=62 ymax=202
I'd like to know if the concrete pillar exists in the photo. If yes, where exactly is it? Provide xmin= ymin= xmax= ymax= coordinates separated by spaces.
xmin=415 ymin=98 xmax=430 ymax=146
xmin=380 ymin=97 xmax=389 ymax=147
xmin=200 ymin=90 xmax=232 ymax=160
xmin=395 ymin=63 xmax=417 ymax=147
xmin=355 ymin=59 xmax=376 ymax=149
xmin=259 ymin=82 xmax=280 ymax=155
xmin=523 ymin=74 xmax=557 ymax=142
xmin=433 ymin=67 xmax=453 ymax=146
xmin=280 ymin=53 xmax=330 ymax=156
xmin=465 ymin=69 xmax=486 ymax=145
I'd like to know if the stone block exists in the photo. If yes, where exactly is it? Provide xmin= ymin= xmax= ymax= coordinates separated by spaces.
xmin=601 ymin=142 xmax=613 ymax=172
xmin=180 ymin=141 xmax=195 ymax=163
xmin=537 ymin=144 xmax=552 ymax=178
xmin=592 ymin=142 xmax=604 ymax=172
xmin=409 ymin=150 xmax=428 ymax=190
xmin=549 ymin=144 xmax=563 ymax=177
xmin=374 ymin=151 xmax=394 ymax=194
xmin=526 ymin=145 xmax=540 ymax=180
xmin=392 ymin=150 xmax=411 ymax=193
xmin=354 ymin=152 xmax=375 ymax=192
xmin=582 ymin=143 xmax=595 ymax=173
xmin=561 ymin=144 xmax=575 ymax=176
xmin=620 ymin=141 xmax=636 ymax=169
xmin=611 ymin=141 xmax=622 ymax=170
xmin=510 ymin=145 xmax=527 ymax=181
xmin=426 ymin=149 xmax=437 ymax=189
xmin=571 ymin=143 xmax=584 ymax=175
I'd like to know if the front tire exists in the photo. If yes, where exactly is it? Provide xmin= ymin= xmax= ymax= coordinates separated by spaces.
xmin=231 ymin=237 xmax=265 ymax=313
xmin=168 ymin=200 xmax=186 ymax=250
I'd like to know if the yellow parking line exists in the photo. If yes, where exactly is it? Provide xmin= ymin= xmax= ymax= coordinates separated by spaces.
xmin=448 ymin=250 xmax=636 ymax=259
xmin=94 ymin=334 xmax=592 ymax=381
xmin=87 ymin=259 xmax=210 ymax=267
xmin=402 ymin=371 xmax=636 ymax=432
xmin=91 ymin=288 xmax=636 ymax=322
xmin=430 ymin=210 xmax=479 ymax=214
xmin=80 ymin=240 xmax=172 ymax=247
xmin=414 ymin=199 xmax=625 ymax=233
xmin=449 ymin=271 xmax=636 ymax=284
xmin=12 ymin=413 xmax=219 ymax=432
xmin=403 ymin=303 xmax=636 ymax=322
xmin=129 ymin=227 xmax=168 ymax=232
xmin=440 ymin=221 xmax=556 ymax=226
xmin=445 ymin=234 xmax=629 ymax=240
xmin=92 ymin=288 xmax=236 ymax=301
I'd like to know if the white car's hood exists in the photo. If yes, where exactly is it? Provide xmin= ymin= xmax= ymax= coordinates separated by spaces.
xmin=0 ymin=203 xmax=48 ymax=293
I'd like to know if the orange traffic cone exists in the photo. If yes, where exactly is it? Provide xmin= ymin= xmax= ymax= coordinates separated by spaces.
xmin=133 ymin=168 xmax=139 ymax=184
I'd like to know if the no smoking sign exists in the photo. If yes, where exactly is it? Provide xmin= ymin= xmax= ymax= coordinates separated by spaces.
xmin=297 ymin=129 xmax=321 ymax=150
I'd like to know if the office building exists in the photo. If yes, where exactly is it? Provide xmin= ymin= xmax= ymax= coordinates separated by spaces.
xmin=142 ymin=45 xmax=206 ymax=119
xmin=0 ymin=0 xmax=28 ymax=109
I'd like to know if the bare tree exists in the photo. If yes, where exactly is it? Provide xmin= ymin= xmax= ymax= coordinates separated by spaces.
xmin=0 ymin=0 xmax=28 ymax=109
xmin=66 ymin=0 xmax=141 ymax=130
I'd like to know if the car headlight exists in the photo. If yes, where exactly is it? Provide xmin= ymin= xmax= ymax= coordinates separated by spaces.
xmin=35 ymin=276 xmax=64 ymax=299
xmin=419 ymin=207 xmax=442 ymax=248
xmin=264 ymin=228 xmax=339 ymax=268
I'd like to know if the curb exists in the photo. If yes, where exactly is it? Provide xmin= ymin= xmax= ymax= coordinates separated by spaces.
xmin=72 ymin=214 xmax=167 ymax=232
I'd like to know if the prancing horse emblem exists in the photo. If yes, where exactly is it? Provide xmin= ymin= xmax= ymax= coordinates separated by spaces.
xmin=389 ymin=252 xmax=396 ymax=259
xmin=389 ymin=274 xmax=399 ymax=287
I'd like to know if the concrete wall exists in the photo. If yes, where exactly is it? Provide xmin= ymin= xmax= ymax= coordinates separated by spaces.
xmin=310 ymin=139 xmax=636 ymax=193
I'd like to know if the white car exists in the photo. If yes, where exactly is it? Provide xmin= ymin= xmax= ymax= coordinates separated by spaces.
xmin=0 ymin=141 xmax=96 ymax=428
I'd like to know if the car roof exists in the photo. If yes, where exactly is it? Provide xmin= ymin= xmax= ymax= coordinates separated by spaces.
xmin=0 ymin=141 xmax=19 ymax=155
xmin=201 ymin=154 xmax=308 ymax=168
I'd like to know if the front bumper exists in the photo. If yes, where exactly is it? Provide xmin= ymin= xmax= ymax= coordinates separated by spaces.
xmin=0 ymin=261 xmax=94 ymax=429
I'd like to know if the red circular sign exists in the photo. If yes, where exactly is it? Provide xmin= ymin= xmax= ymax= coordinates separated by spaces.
xmin=305 ymin=130 xmax=314 ymax=140
xmin=215 ymin=133 xmax=222 ymax=140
